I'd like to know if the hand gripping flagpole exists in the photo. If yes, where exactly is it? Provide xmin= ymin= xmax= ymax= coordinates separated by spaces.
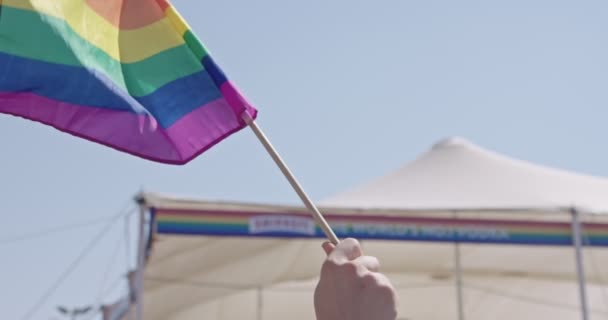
xmin=242 ymin=112 xmax=340 ymax=245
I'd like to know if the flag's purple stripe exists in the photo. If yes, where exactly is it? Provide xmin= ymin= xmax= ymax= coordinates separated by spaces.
xmin=220 ymin=81 xmax=258 ymax=124
xmin=0 ymin=51 xmax=223 ymax=128
xmin=0 ymin=92 xmax=247 ymax=164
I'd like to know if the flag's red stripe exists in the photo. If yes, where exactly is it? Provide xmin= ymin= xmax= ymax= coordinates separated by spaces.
xmin=156 ymin=0 xmax=170 ymax=12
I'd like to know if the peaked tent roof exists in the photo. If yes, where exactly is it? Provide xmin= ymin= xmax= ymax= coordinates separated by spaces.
xmin=322 ymin=137 xmax=608 ymax=214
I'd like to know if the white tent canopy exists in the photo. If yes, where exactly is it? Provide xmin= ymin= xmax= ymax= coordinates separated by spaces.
xmin=125 ymin=137 xmax=608 ymax=320
xmin=323 ymin=136 xmax=608 ymax=213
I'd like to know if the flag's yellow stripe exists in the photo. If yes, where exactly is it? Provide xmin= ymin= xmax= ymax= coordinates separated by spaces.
xmin=165 ymin=5 xmax=190 ymax=37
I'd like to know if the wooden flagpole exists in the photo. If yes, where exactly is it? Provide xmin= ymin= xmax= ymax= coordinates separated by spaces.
xmin=242 ymin=112 xmax=340 ymax=245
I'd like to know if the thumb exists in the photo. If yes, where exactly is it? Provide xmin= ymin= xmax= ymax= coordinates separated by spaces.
xmin=321 ymin=241 xmax=335 ymax=256
xmin=329 ymin=238 xmax=363 ymax=261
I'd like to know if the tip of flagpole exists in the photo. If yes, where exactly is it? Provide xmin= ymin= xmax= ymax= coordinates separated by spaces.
xmin=241 ymin=111 xmax=254 ymax=125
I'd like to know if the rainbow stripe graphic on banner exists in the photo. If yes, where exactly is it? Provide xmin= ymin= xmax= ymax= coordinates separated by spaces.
xmin=152 ymin=208 xmax=608 ymax=246
xmin=0 ymin=0 xmax=257 ymax=164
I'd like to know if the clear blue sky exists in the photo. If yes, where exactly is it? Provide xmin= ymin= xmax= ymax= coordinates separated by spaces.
xmin=2 ymin=0 xmax=608 ymax=319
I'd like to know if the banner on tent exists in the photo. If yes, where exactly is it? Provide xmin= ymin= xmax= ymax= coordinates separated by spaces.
xmin=150 ymin=208 xmax=608 ymax=246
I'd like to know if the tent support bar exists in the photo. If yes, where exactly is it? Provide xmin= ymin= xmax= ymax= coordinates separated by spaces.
xmin=257 ymin=286 xmax=263 ymax=320
xmin=453 ymin=211 xmax=465 ymax=320
xmin=135 ymin=201 xmax=147 ymax=320
xmin=571 ymin=208 xmax=589 ymax=320
xmin=454 ymin=242 xmax=465 ymax=320
xmin=243 ymin=112 xmax=339 ymax=244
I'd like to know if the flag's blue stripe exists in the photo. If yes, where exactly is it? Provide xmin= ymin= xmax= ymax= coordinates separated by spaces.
xmin=201 ymin=55 xmax=228 ymax=88
xmin=0 ymin=52 xmax=223 ymax=128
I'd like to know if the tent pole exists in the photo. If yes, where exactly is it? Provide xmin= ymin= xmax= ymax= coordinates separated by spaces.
xmin=257 ymin=286 xmax=263 ymax=320
xmin=454 ymin=242 xmax=465 ymax=320
xmin=134 ymin=198 xmax=147 ymax=320
xmin=242 ymin=112 xmax=339 ymax=244
xmin=571 ymin=208 xmax=589 ymax=320
xmin=453 ymin=212 xmax=465 ymax=320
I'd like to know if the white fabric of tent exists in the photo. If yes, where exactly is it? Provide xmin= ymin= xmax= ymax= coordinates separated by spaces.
xmin=323 ymin=136 xmax=608 ymax=213
xmin=135 ymin=137 xmax=608 ymax=320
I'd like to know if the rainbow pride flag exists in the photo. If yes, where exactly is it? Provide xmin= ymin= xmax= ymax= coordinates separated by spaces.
xmin=0 ymin=0 xmax=258 ymax=164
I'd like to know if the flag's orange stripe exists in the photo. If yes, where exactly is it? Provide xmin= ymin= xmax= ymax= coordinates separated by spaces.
xmin=86 ymin=0 xmax=166 ymax=30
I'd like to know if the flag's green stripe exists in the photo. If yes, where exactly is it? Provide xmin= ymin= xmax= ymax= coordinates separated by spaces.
xmin=183 ymin=30 xmax=209 ymax=61
xmin=0 ymin=6 xmax=203 ymax=97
